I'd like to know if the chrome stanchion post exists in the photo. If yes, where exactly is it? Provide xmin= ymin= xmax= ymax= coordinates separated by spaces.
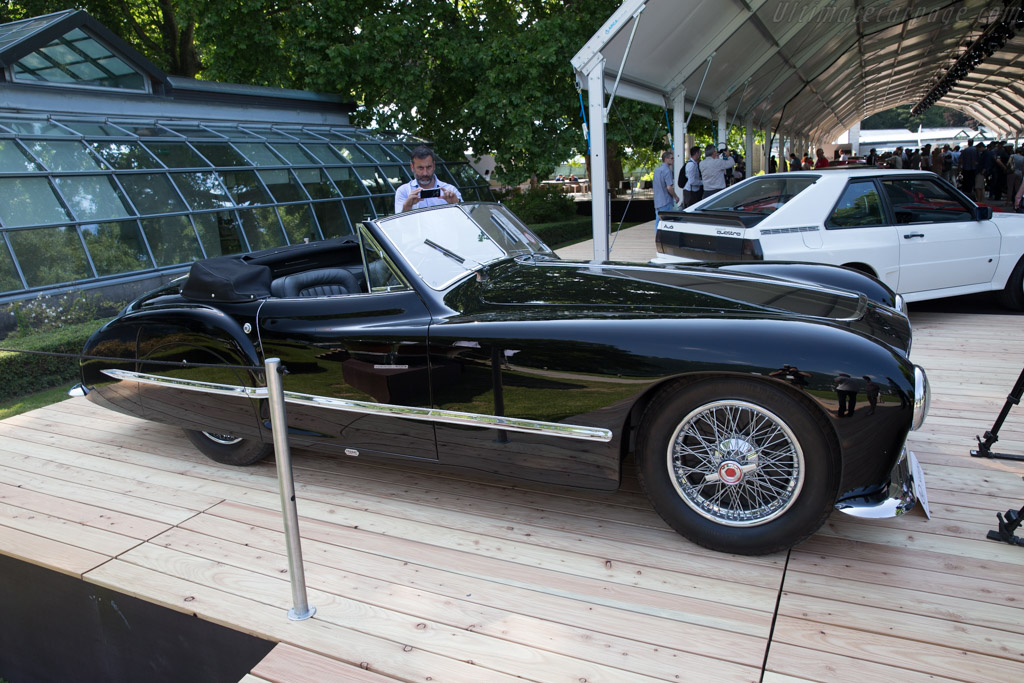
xmin=264 ymin=357 xmax=316 ymax=621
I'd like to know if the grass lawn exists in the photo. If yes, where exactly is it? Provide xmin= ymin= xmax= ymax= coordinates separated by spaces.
xmin=0 ymin=385 xmax=72 ymax=420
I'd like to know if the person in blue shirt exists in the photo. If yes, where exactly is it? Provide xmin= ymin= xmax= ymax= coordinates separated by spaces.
xmin=652 ymin=150 xmax=679 ymax=225
xmin=394 ymin=145 xmax=463 ymax=213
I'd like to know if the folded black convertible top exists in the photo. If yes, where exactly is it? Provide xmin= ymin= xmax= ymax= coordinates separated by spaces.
xmin=180 ymin=256 xmax=272 ymax=302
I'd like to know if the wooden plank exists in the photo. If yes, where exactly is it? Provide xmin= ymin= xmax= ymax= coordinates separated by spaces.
xmin=85 ymin=559 xmax=527 ymax=683
xmin=768 ymin=614 xmax=1023 ymax=681
xmin=0 ymin=524 xmax=109 ymax=577
xmin=251 ymin=643 xmax=398 ymax=683
xmin=0 ymin=500 xmax=141 ymax=557
xmin=181 ymin=508 xmax=773 ymax=638
xmin=0 ymin=463 xmax=196 ymax=526
xmin=0 ymin=481 xmax=169 ymax=541
xmin=155 ymin=524 xmax=765 ymax=676
xmin=764 ymin=641 xmax=962 ymax=683
xmin=206 ymin=499 xmax=783 ymax=613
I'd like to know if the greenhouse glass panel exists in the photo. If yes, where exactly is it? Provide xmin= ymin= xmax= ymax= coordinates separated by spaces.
xmin=117 ymin=123 xmax=178 ymax=137
xmin=140 ymin=215 xmax=203 ymax=266
xmin=170 ymin=172 xmax=233 ymax=210
xmin=63 ymin=121 xmax=129 ymax=137
xmin=268 ymin=143 xmax=318 ymax=165
xmin=355 ymin=143 xmax=390 ymax=162
xmin=89 ymin=141 xmax=163 ymax=169
xmin=311 ymin=201 xmax=352 ymax=239
xmin=14 ymin=29 xmax=145 ymax=90
xmin=205 ymin=126 xmax=264 ymax=141
xmin=277 ymin=204 xmax=320 ymax=244
xmin=25 ymin=140 xmax=106 ymax=171
xmin=368 ymin=195 xmax=391 ymax=218
xmin=0 ymin=241 xmax=22 ymax=293
xmin=331 ymin=143 xmax=374 ymax=164
xmin=384 ymin=144 xmax=413 ymax=161
xmin=9 ymin=226 xmax=92 ymax=286
xmin=118 ymin=174 xmax=187 ymax=214
xmin=233 ymin=143 xmax=286 ymax=167
xmin=354 ymin=166 xmax=389 ymax=195
xmin=302 ymin=143 xmax=346 ymax=165
xmin=237 ymin=207 xmax=287 ymax=251
xmin=53 ymin=175 xmax=133 ymax=221
xmin=447 ymin=163 xmax=485 ymax=188
xmin=327 ymin=167 xmax=366 ymax=196
xmin=257 ymin=169 xmax=307 ymax=202
xmin=0 ymin=140 xmax=40 ymax=172
xmin=242 ymin=126 xmax=295 ymax=141
xmin=343 ymin=198 xmax=375 ymax=224
xmin=144 ymin=141 xmax=210 ymax=168
xmin=80 ymin=220 xmax=153 ymax=275
xmin=0 ymin=177 xmax=71 ymax=227
xmin=192 ymin=211 xmax=247 ymax=257
xmin=0 ymin=118 xmax=73 ymax=136
xmin=163 ymin=125 xmax=223 ymax=139
xmin=434 ymin=165 xmax=458 ymax=186
xmin=220 ymin=170 xmax=274 ymax=206
xmin=379 ymin=165 xmax=409 ymax=190
xmin=294 ymin=168 xmax=341 ymax=200
xmin=192 ymin=143 xmax=250 ymax=167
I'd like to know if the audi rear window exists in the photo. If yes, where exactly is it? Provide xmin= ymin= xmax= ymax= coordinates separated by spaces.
xmin=699 ymin=176 xmax=817 ymax=215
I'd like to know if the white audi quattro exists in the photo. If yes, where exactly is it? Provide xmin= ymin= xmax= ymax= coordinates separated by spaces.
xmin=652 ymin=168 xmax=1024 ymax=310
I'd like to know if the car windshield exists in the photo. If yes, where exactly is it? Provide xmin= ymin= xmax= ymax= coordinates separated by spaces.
xmin=699 ymin=176 xmax=817 ymax=215
xmin=374 ymin=203 xmax=554 ymax=289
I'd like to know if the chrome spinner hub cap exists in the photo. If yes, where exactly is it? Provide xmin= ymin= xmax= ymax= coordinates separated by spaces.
xmin=667 ymin=400 xmax=804 ymax=527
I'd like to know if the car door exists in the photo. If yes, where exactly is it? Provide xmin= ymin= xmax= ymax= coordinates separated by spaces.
xmin=820 ymin=179 xmax=901 ymax=290
xmin=256 ymin=229 xmax=438 ymax=460
xmin=880 ymin=177 xmax=1000 ymax=294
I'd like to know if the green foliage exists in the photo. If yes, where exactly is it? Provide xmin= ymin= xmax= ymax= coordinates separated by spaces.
xmin=0 ymin=318 xmax=111 ymax=403
xmin=501 ymin=185 xmax=577 ymax=224
xmin=0 ymin=384 xmax=72 ymax=420
xmin=3 ymin=291 xmax=124 ymax=337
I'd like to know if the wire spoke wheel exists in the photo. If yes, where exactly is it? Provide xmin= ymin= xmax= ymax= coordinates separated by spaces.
xmin=668 ymin=400 xmax=803 ymax=526
xmin=636 ymin=378 xmax=837 ymax=555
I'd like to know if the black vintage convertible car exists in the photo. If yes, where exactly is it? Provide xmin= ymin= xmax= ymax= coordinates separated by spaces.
xmin=76 ymin=202 xmax=929 ymax=555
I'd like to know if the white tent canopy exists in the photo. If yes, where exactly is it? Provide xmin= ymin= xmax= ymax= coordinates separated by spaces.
xmin=572 ymin=0 xmax=1024 ymax=258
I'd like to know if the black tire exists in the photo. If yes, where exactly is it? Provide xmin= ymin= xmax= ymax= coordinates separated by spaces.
xmin=997 ymin=257 xmax=1024 ymax=311
xmin=635 ymin=378 xmax=839 ymax=555
xmin=184 ymin=429 xmax=272 ymax=466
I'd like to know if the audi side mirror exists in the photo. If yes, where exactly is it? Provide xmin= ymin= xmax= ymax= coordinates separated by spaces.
xmin=976 ymin=205 xmax=993 ymax=220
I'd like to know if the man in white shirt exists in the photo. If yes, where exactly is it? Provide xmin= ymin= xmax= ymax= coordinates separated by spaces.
xmin=394 ymin=145 xmax=462 ymax=213
xmin=699 ymin=144 xmax=734 ymax=196
xmin=678 ymin=146 xmax=703 ymax=207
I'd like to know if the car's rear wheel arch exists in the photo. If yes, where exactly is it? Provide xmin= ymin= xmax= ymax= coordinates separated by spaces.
xmin=996 ymin=255 xmax=1024 ymax=310
xmin=842 ymin=262 xmax=877 ymax=278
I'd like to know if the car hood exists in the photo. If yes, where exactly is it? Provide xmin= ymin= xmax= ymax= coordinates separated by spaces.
xmin=464 ymin=258 xmax=911 ymax=353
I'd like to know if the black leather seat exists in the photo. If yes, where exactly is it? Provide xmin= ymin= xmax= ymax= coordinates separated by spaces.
xmin=272 ymin=268 xmax=359 ymax=297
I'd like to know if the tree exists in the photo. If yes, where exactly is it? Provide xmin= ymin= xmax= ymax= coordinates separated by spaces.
xmin=189 ymin=0 xmax=662 ymax=183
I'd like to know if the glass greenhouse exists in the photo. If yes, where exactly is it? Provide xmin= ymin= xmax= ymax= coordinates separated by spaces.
xmin=0 ymin=10 xmax=492 ymax=303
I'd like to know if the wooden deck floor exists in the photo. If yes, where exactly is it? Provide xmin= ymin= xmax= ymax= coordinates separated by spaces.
xmin=2 ymin=308 xmax=1023 ymax=682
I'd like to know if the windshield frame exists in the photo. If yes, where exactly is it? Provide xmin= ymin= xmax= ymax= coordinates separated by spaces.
xmin=372 ymin=203 xmax=554 ymax=290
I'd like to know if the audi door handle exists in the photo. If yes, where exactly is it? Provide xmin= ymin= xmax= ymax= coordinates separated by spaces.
xmin=903 ymin=232 xmax=925 ymax=239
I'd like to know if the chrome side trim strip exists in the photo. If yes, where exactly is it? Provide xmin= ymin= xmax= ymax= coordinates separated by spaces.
xmin=101 ymin=369 xmax=613 ymax=443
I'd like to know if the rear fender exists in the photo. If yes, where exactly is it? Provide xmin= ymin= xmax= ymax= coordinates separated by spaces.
xmin=82 ymin=305 xmax=265 ymax=439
